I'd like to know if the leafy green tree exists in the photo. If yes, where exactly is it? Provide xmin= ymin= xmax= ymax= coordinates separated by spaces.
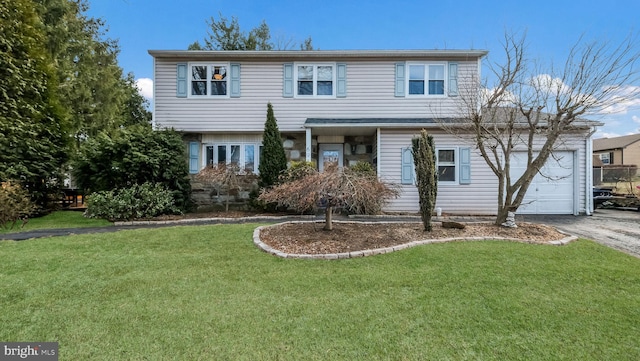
xmin=188 ymin=41 xmax=204 ymax=50
xmin=300 ymin=37 xmax=315 ymax=50
xmin=0 ymin=0 xmax=69 ymax=209
xmin=258 ymin=103 xmax=287 ymax=188
xmin=35 ymin=0 xmax=150 ymax=142
xmin=194 ymin=13 xmax=312 ymax=51
xmin=121 ymin=73 xmax=152 ymax=127
xmin=73 ymin=126 xmax=193 ymax=212
xmin=412 ymin=130 xmax=438 ymax=231
xmin=204 ymin=13 xmax=251 ymax=50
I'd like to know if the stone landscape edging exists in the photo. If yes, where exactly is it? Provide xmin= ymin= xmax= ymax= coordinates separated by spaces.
xmin=253 ymin=220 xmax=578 ymax=260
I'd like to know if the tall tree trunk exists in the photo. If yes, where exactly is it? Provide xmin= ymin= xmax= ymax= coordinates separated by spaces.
xmin=324 ymin=206 xmax=333 ymax=231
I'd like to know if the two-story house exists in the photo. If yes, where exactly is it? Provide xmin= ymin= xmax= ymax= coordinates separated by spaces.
xmin=592 ymin=134 xmax=640 ymax=189
xmin=593 ymin=134 xmax=640 ymax=166
xmin=149 ymin=49 xmax=597 ymax=215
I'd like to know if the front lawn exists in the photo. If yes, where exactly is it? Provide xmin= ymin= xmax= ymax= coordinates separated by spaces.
xmin=1 ymin=224 xmax=639 ymax=360
xmin=0 ymin=210 xmax=112 ymax=234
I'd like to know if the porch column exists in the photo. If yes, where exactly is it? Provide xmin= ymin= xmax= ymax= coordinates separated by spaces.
xmin=305 ymin=128 xmax=312 ymax=162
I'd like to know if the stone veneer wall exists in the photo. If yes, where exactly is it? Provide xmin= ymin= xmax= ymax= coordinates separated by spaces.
xmin=187 ymin=132 xmax=376 ymax=211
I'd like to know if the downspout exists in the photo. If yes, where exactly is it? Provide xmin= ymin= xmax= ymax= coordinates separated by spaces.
xmin=585 ymin=126 xmax=597 ymax=215
xmin=376 ymin=128 xmax=381 ymax=176
xmin=305 ymin=127 xmax=312 ymax=162
xmin=151 ymin=56 xmax=156 ymax=130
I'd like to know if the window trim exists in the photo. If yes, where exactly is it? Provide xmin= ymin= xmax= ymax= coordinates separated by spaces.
xmin=293 ymin=63 xmax=337 ymax=98
xmin=406 ymin=62 xmax=448 ymax=97
xmin=188 ymin=62 xmax=230 ymax=98
xmin=203 ymin=143 xmax=260 ymax=174
xmin=436 ymin=147 xmax=458 ymax=184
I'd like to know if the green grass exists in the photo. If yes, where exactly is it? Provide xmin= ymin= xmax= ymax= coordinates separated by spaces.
xmin=0 ymin=210 xmax=112 ymax=234
xmin=1 ymin=224 xmax=639 ymax=360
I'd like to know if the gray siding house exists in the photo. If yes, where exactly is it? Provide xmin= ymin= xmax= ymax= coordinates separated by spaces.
xmin=149 ymin=49 xmax=597 ymax=215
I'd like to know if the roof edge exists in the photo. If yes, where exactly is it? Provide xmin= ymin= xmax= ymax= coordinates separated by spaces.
xmin=148 ymin=49 xmax=489 ymax=60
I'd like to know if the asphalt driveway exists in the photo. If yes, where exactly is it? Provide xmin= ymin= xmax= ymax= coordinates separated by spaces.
xmin=521 ymin=208 xmax=640 ymax=258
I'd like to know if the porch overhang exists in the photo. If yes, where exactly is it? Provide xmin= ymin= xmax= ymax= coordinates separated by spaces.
xmin=304 ymin=118 xmax=456 ymax=135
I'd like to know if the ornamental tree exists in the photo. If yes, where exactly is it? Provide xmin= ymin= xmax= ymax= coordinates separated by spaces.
xmin=412 ymin=130 xmax=438 ymax=232
xmin=258 ymin=165 xmax=400 ymax=231
xmin=258 ymin=103 xmax=287 ymax=189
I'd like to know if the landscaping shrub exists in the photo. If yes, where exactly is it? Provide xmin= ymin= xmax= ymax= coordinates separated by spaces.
xmin=85 ymin=182 xmax=180 ymax=221
xmin=73 ymin=125 xmax=193 ymax=212
xmin=348 ymin=161 xmax=376 ymax=175
xmin=0 ymin=181 xmax=36 ymax=229
xmin=281 ymin=160 xmax=316 ymax=182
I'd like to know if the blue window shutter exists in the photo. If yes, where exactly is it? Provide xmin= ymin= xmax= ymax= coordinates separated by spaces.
xmin=230 ymin=63 xmax=241 ymax=98
xmin=336 ymin=63 xmax=347 ymax=98
xmin=283 ymin=63 xmax=294 ymax=97
xmin=401 ymin=147 xmax=414 ymax=185
xmin=177 ymin=63 xmax=188 ymax=98
xmin=189 ymin=142 xmax=199 ymax=174
xmin=395 ymin=63 xmax=406 ymax=97
xmin=459 ymin=147 xmax=471 ymax=184
xmin=448 ymin=62 xmax=458 ymax=97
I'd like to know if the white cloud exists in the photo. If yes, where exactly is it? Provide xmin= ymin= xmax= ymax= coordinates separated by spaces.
xmin=594 ymin=131 xmax=623 ymax=139
xmin=596 ymin=85 xmax=640 ymax=115
xmin=481 ymin=87 xmax=517 ymax=106
xmin=135 ymin=78 xmax=153 ymax=100
xmin=530 ymin=74 xmax=572 ymax=95
xmin=633 ymin=115 xmax=640 ymax=125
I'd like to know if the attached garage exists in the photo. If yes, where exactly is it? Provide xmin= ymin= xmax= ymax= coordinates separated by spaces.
xmin=511 ymin=151 xmax=576 ymax=214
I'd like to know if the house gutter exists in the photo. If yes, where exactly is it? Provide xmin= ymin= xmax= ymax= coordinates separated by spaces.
xmin=148 ymin=49 xmax=489 ymax=61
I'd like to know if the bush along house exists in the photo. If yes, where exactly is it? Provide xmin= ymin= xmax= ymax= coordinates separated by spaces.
xmin=149 ymin=49 xmax=598 ymax=215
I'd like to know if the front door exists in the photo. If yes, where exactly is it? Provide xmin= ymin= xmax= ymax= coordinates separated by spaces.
xmin=318 ymin=144 xmax=343 ymax=172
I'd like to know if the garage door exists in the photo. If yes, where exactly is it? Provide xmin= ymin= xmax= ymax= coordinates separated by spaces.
xmin=510 ymin=151 xmax=575 ymax=214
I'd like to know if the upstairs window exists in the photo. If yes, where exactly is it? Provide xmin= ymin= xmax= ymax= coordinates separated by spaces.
xmin=600 ymin=152 xmax=611 ymax=164
xmin=190 ymin=64 xmax=228 ymax=97
xmin=295 ymin=64 xmax=335 ymax=97
xmin=407 ymin=63 xmax=446 ymax=96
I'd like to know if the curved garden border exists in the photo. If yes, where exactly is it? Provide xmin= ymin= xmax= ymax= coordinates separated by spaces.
xmin=253 ymin=220 xmax=578 ymax=260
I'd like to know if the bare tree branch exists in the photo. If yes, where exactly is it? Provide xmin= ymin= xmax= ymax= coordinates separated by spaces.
xmin=446 ymin=31 xmax=640 ymax=224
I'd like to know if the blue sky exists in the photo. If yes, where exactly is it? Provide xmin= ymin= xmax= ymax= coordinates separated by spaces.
xmin=87 ymin=0 xmax=640 ymax=138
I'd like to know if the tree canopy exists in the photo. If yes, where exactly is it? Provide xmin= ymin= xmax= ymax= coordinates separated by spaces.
xmin=1 ymin=0 xmax=152 ymax=210
xmin=190 ymin=13 xmax=314 ymax=51
xmin=35 ymin=0 xmax=151 ymax=141
xmin=0 ymin=0 xmax=69 ymax=209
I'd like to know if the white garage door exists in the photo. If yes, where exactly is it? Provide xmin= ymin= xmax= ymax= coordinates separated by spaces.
xmin=511 ymin=151 xmax=575 ymax=214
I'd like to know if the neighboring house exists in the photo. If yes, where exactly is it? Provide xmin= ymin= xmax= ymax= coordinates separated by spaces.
xmin=592 ymin=134 xmax=640 ymax=189
xmin=149 ymin=49 xmax=598 ymax=215
xmin=593 ymin=134 xmax=640 ymax=166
